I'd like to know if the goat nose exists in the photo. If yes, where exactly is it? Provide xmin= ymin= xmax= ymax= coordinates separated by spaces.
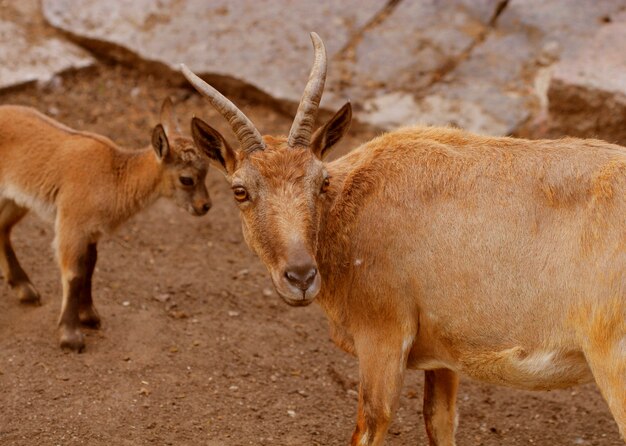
xmin=284 ymin=265 xmax=317 ymax=291
xmin=202 ymin=202 xmax=212 ymax=213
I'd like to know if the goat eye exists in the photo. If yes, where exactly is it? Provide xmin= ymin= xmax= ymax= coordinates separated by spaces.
xmin=233 ymin=187 xmax=248 ymax=202
xmin=321 ymin=177 xmax=330 ymax=194
xmin=179 ymin=176 xmax=195 ymax=186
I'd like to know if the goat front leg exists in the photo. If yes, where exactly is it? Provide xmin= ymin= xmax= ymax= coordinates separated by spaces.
xmin=56 ymin=234 xmax=90 ymax=351
xmin=423 ymin=369 xmax=459 ymax=446
xmin=351 ymin=333 xmax=410 ymax=446
xmin=78 ymin=242 xmax=100 ymax=327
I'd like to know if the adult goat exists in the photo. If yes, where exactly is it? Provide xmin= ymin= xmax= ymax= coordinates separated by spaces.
xmin=183 ymin=33 xmax=625 ymax=445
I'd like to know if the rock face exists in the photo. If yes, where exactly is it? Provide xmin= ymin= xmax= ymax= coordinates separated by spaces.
xmin=0 ymin=0 xmax=93 ymax=91
xmin=545 ymin=12 xmax=626 ymax=145
xmin=346 ymin=0 xmax=506 ymax=133
xmin=42 ymin=0 xmax=381 ymax=109
xmin=37 ymin=0 xmax=626 ymax=137
xmin=356 ymin=0 xmax=624 ymax=135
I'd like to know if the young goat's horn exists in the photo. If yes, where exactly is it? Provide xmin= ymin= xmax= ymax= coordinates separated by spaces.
xmin=180 ymin=64 xmax=265 ymax=154
xmin=288 ymin=32 xmax=327 ymax=149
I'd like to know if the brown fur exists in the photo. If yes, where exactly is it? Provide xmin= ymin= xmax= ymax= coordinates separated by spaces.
xmin=0 ymin=103 xmax=212 ymax=351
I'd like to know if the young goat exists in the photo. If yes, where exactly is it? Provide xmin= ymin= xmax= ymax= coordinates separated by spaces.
xmin=182 ymin=33 xmax=626 ymax=444
xmin=0 ymin=99 xmax=213 ymax=351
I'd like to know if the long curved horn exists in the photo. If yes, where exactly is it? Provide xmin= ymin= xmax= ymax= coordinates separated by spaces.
xmin=180 ymin=64 xmax=265 ymax=154
xmin=288 ymin=32 xmax=327 ymax=149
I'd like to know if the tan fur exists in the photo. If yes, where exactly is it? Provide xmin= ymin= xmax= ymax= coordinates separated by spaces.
xmin=0 ymin=104 xmax=212 ymax=351
xmin=210 ymin=121 xmax=626 ymax=445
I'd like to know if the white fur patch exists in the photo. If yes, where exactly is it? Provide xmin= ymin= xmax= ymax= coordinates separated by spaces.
xmin=402 ymin=336 xmax=414 ymax=356
xmin=517 ymin=351 xmax=557 ymax=375
xmin=1 ymin=184 xmax=56 ymax=222
xmin=401 ymin=335 xmax=415 ymax=374
xmin=359 ymin=431 xmax=370 ymax=445
xmin=510 ymin=348 xmax=592 ymax=387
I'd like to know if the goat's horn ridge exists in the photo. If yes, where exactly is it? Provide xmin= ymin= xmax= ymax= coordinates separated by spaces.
xmin=288 ymin=32 xmax=328 ymax=149
xmin=180 ymin=64 xmax=265 ymax=154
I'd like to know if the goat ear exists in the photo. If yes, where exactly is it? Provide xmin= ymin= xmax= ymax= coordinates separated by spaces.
xmin=310 ymin=102 xmax=352 ymax=160
xmin=160 ymin=97 xmax=180 ymax=136
xmin=191 ymin=117 xmax=237 ymax=174
xmin=151 ymin=124 xmax=170 ymax=160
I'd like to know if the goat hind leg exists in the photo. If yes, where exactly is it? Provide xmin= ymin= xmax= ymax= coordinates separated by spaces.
xmin=423 ymin=369 xmax=459 ymax=446
xmin=576 ymin=299 xmax=626 ymax=440
xmin=78 ymin=242 xmax=100 ymax=327
xmin=56 ymin=234 xmax=90 ymax=351
xmin=585 ymin=339 xmax=626 ymax=439
xmin=0 ymin=199 xmax=40 ymax=304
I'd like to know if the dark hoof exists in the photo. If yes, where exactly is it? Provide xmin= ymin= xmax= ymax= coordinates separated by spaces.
xmin=79 ymin=306 xmax=101 ymax=328
xmin=17 ymin=283 xmax=41 ymax=305
xmin=59 ymin=327 xmax=85 ymax=352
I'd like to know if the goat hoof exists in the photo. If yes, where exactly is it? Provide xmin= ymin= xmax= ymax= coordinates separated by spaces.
xmin=79 ymin=306 xmax=101 ymax=328
xmin=59 ymin=327 xmax=85 ymax=352
xmin=17 ymin=283 xmax=41 ymax=305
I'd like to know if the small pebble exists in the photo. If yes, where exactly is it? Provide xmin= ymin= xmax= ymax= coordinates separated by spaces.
xmin=233 ymin=269 xmax=249 ymax=279
xmin=154 ymin=293 xmax=170 ymax=303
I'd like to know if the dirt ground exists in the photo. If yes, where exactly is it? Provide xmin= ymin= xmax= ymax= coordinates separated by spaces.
xmin=0 ymin=64 xmax=622 ymax=446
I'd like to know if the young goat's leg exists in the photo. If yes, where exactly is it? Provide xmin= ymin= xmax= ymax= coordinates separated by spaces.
xmin=0 ymin=199 xmax=40 ymax=304
xmin=56 ymin=233 xmax=91 ymax=351
xmin=78 ymin=242 xmax=100 ymax=327
xmin=350 ymin=333 xmax=409 ymax=446
xmin=423 ymin=369 xmax=459 ymax=446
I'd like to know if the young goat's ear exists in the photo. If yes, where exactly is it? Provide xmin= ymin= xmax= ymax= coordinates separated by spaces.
xmin=160 ymin=97 xmax=181 ymax=136
xmin=311 ymin=102 xmax=352 ymax=160
xmin=151 ymin=124 xmax=170 ymax=160
xmin=191 ymin=117 xmax=237 ymax=174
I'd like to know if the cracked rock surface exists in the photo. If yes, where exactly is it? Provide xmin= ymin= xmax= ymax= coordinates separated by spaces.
xmin=6 ymin=0 xmax=626 ymax=137
xmin=545 ymin=11 xmax=626 ymax=145
xmin=42 ymin=0 xmax=380 ymax=109
xmin=0 ymin=0 xmax=93 ymax=90
xmin=356 ymin=0 xmax=626 ymax=134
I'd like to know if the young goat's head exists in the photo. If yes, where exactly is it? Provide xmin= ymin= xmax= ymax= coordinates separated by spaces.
xmin=182 ymin=33 xmax=351 ymax=306
xmin=151 ymin=98 xmax=213 ymax=216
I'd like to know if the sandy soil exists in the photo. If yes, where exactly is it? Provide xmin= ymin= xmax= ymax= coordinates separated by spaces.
xmin=0 ymin=65 xmax=622 ymax=446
